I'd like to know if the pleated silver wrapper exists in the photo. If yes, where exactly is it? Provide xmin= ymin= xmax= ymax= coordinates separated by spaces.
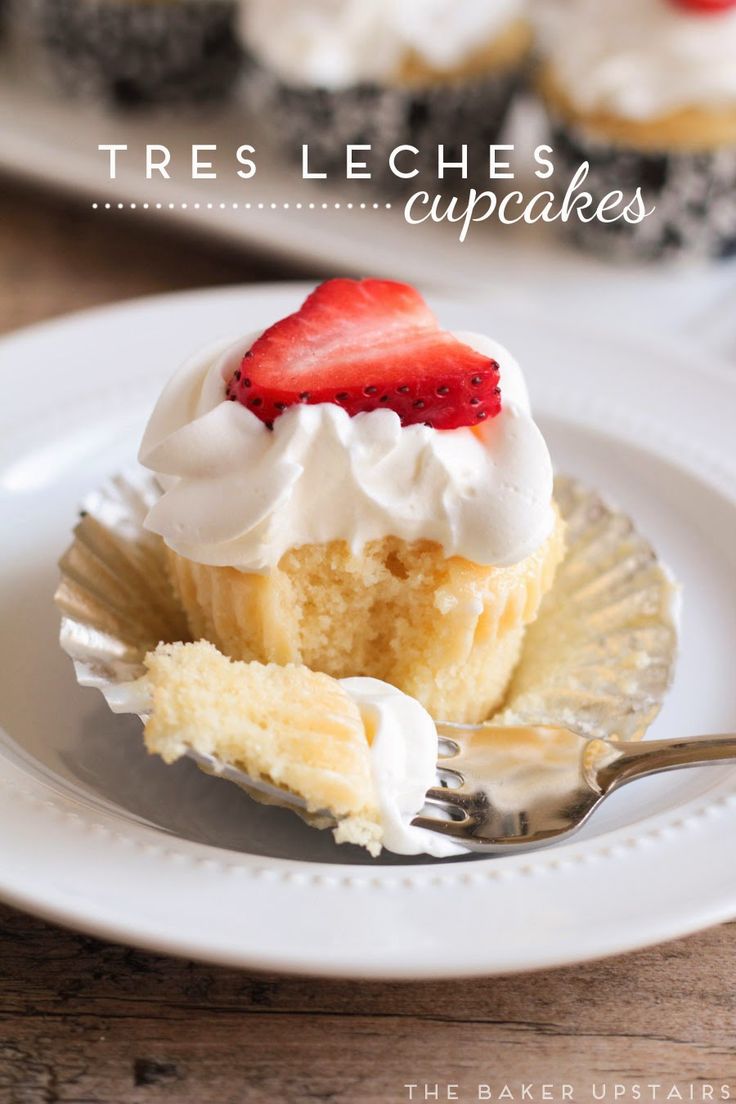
xmin=55 ymin=470 xmax=679 ymax=808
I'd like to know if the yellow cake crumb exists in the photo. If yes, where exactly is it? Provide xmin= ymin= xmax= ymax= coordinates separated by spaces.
xmin=165 ymin=509 xmax=566 ymax=723
xmin=143 ymin=641 xmax=382 ymax=854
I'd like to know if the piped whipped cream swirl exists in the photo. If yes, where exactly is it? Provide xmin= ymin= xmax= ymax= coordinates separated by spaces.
xmin=139 ymin=330 xmax=553 ymax=572
xmin=240 ymin=0 xmax=526 ymax=89
xmin=536 ymin=0 xmax=736 ymax=119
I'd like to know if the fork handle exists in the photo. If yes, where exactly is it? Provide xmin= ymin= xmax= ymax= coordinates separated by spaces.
xmin=596 ymin=734 xmax=736 ymax=793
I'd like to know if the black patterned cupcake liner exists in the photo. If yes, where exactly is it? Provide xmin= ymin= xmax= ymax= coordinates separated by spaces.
xmin=246 ymin=59 xmax=525 ymax=193
xmin=31 ymin=0 xmax=242 ymax=108
xmin=550 ymin=122 xmax=736 ymax=262
xmin=0 ymin=0 xmax=18 ymax=40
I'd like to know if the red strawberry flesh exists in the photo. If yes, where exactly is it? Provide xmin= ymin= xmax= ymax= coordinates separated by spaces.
xmin=226 ymin=278 xmax=501 ymax=431
xmin=671 ymin=0 xmax=736 ymax=11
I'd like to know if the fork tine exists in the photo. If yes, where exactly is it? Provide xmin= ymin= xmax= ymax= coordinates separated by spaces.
xmin=412 ymin=814 xmax=473 ymax=835
xmin=425 ymin=786 xmax=472 ymax=808
xmin=437 ymin=737 xmax=461 ymax=761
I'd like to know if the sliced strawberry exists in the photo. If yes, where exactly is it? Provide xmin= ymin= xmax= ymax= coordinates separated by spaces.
xmin=226 ymin=278 xmax=501 ymax=430
xmin=672 ymin=0 xmax=736 ymax=12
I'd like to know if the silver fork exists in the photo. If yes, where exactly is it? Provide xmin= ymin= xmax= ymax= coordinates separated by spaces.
xmin=189 ymin=724 xmax=736 ymax=853
xmin=414 ymin=724 xmax=736 ymax=852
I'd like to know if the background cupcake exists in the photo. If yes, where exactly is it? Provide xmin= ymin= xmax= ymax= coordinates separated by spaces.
xmin=239 ymin=0 xmax=531 ymax=191
xmin=534 ymin=0 xmax=736 ymax=261
xmin=31 ymin=0 xmax=242 ymax=108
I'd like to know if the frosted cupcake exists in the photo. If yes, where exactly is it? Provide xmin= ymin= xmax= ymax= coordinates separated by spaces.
xmin=238 ymin=0 xmax=531 ymax=189
xmin=139 ymin=279 xmax=564 ymax=725
xmin=535 ymin=0 xmax=736 ymax=260
xmin=31 ymin=0 xmax=242 ymax=107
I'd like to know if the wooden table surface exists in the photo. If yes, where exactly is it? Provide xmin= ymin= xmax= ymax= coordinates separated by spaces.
xmin=1 ymin=176 xmax=734 ymax=1104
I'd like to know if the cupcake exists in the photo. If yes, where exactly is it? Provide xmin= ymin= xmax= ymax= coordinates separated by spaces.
xmin=535 ymin=0 xmax=736 ymax=260
xmin=31 ymin=0 xmax=242 ymax=107
xmin=238 ymin=0 xmax=531 ymax=189
xmin=139 ymin=278 xmax=564 ymax=725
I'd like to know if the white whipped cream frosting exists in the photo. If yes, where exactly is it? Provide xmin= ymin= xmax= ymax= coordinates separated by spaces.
xmin=139 ymin=330 xmax=553 ymax=572
xmin=536 ymin=0 xmax=736 ymax=119
xmin=339 ymin=677 xmax=464 ymax=857
xmin=239 ymin=0 xmax=526 ymax=88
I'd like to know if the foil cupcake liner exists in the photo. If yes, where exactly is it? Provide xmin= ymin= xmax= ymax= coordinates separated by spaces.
xmin=29 ymin=0 xmax=242 ymax=108
xmin=496 ymin=478 xmax=678 ymax=741
xmin=56 ymin=471 xmax=678 ymax=753
xmin=548 ymin=120 xmax=736 ymax=262
xmin=243 ymin=58 xmax=524 ymax=193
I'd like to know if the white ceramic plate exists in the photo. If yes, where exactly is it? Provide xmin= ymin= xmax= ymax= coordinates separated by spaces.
xmin=1 ymin=284 xmax=735 ymax=978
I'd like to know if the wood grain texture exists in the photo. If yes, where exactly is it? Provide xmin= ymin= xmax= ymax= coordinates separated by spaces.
xmin=0 ymin=176 xmax=304 ymax=334
xmin=1 ymin=904 xmax=735 ymax=1104
xmin=0 ymin=177 xmax=734 ymax=1104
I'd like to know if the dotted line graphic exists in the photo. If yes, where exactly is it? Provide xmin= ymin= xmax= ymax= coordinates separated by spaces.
xmin=91 ymin=201 xmax=393 ymax=211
